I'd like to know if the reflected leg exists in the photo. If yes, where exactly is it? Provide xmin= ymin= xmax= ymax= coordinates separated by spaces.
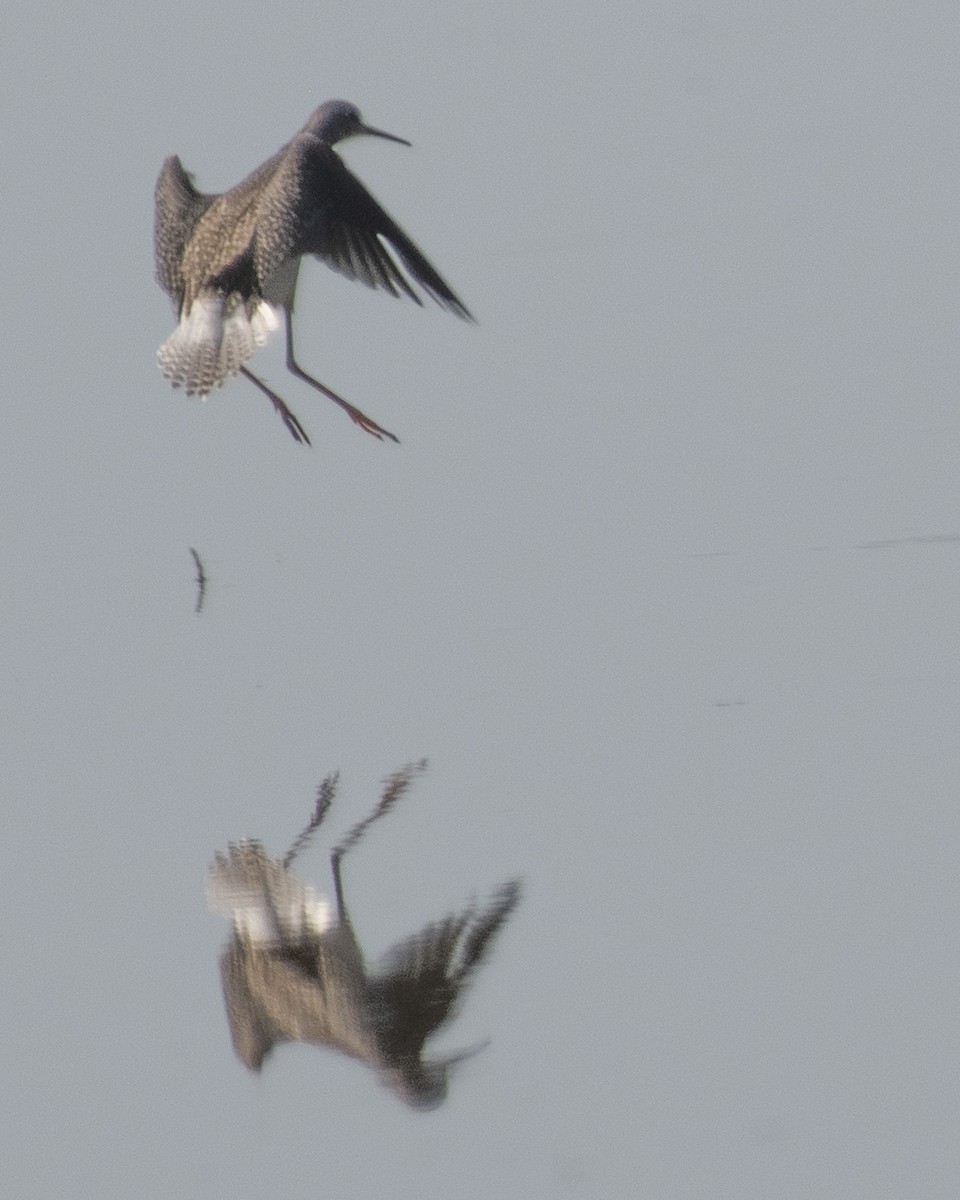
xmin=282 ymin=773 xmax=339 ymax=869
xmin=330 ymin=760 xmax=427 ymax=920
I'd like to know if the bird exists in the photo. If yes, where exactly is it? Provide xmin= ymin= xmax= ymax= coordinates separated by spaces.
xmin=155 ymin=100 xmax=473 ymax=445
xmin=208 ymin=762 xmax=521 ymax=1108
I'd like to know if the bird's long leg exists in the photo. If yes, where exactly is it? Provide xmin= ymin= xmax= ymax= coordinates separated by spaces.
xmin=239 ymin=366 xmax=311 ymax=445
xmin=284 ymin=314 xmax=400 ymax=444
xmin=330 ymin=760 xmax=427 ymax=921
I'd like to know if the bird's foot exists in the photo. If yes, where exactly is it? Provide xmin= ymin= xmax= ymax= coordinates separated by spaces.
xmin=346 ymin=404 xmax=400 ymax=444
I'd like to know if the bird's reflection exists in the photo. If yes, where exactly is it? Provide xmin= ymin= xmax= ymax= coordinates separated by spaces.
xmin=208 ymin=760 xmax=520 ymax=1109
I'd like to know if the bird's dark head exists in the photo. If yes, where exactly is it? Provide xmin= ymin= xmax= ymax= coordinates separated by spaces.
xmin=305 ymin=100 xmax=411 ymax=149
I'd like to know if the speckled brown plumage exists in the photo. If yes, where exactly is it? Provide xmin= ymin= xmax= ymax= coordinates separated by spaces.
xmin=154 ymin=100 xmax=472 ymax=442
xmin=208 ymin=764 xmax=520 ymax=1108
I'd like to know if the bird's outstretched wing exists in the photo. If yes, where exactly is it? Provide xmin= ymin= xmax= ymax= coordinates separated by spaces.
xmin=372 ymin=879 xmax=521 ymax=1059
xmin=154 ymin=155 xmax=217 ymax=306
xmin=219 ymin=942 xmax=285 ymax=1070
xmin=220 ymin=938 xmax=368 ymax=1070
xmin=253 ymin=138 xmax=474 ymax=320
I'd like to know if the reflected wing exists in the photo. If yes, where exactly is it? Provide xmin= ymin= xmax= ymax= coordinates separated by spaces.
xmin=211 ymin=842 xmax=379 ymax=1068
xmin=373 ymin=880 xmax=520 ymax=1059
xmin=219 ymin=943 xmax=282 ymax=1070
xmin=220 ymin=937 xmax=383 ymax=1068
xmin=253 ymin=137 xmax=473 ymax=320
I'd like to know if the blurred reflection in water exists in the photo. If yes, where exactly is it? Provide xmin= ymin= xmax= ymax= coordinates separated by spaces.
xmin=208 ymin=760 xmax=521 ymax=1109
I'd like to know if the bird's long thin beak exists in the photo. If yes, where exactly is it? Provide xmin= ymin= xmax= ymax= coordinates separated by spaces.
xmin=360 ymin=123 xmax=412 ymax=147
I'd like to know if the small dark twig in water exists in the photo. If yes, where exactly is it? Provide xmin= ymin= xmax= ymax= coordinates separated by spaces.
xmin=189 ymin=547 xmax=207 ymax=614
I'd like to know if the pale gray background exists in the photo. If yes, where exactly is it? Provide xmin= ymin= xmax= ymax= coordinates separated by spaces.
xmin=2 ymin=2 xmax=959 ymax=1197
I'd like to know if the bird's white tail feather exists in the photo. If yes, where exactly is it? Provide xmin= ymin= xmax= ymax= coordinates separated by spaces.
xmin=250 ymin=301 xmax=280 ymax=347
xmin=158 ymin=295 xmax=280 ymax=396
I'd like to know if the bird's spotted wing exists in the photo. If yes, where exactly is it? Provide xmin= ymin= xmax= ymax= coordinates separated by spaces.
xmin=154 ymin=156 xmax=216 ymax=306
xmin=254 ymin=138 xmax=473 ymax=320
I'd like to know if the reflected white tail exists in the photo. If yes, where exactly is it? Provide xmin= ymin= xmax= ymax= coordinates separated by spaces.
xmin=208 ymin=842 xmax=333 ymax=946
